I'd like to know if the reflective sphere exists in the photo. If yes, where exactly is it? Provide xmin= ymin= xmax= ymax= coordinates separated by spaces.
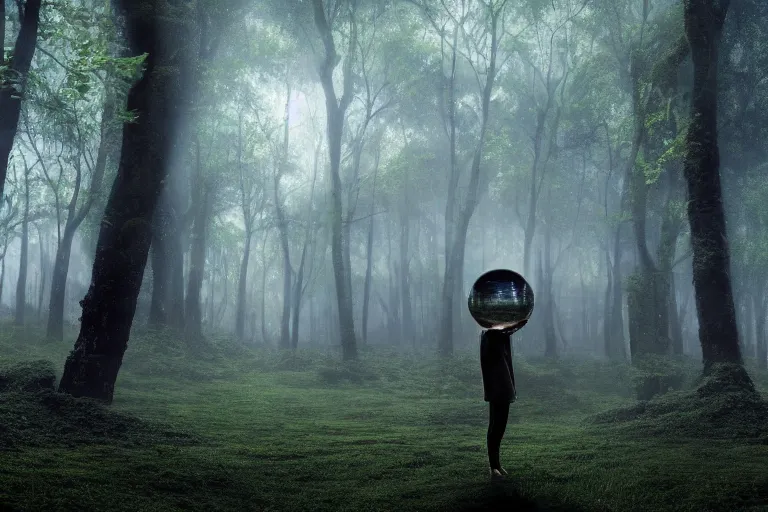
xmin=468 ymin=269 xmax=534 ymax=330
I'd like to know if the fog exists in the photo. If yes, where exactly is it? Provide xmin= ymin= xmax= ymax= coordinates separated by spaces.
xmin=2 ymin=0 xmax=768 ymax=510
xmin=1 ymin=0 xmax=732 ymax=365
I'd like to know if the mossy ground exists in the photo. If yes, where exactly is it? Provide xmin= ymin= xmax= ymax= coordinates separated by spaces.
xmin=1 ymin=322 xmax=767 ymax=512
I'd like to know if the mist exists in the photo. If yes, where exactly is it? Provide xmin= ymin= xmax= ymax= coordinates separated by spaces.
xmin=1 ymin=0 xmax=767 ymax=511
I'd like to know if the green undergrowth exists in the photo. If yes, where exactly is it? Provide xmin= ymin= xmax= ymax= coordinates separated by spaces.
xmin=1 ymin=322 xmax=768 ymax=511
xmin=591 ymin=363 xmax=768 ymax=440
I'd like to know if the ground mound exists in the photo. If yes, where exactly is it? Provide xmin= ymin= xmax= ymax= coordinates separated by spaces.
xmin=589 ymin=363 xmax=768 ymax=440
xmin=0 ymin=359 xmax=199 ymax=449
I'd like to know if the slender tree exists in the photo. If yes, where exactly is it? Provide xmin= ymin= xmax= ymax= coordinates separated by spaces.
xmin=311 ymin=0 xmax=358 ymax=360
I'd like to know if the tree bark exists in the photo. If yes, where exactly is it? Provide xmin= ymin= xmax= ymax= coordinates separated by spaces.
xmin=312 ymin=0 xmax=358 ymax=360
xmin=58 ymin=0 xmax=198 ymax=402
xmin=0 ymin=0 xmax=41 ymax=201
xmin=682 ymin=0 xmax=743 ymax=372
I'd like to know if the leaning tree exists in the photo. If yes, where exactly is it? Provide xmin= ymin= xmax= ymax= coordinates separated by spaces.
xmin=58 ymin=0 xmax=200 ymax=402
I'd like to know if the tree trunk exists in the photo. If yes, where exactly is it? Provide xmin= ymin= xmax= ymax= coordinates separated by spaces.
xmin=14 ymin=168 xmax=29 ymax=325
xmin=148 ymin=225 xmax=168 ymax=327
xmin=669 ymin=272 xmax=685 ymax=355
xmin=36 ymin=224 xmax=46 ymax=319
xmin=166 ymin=210 xmax=185 ymax=328
xmin=682 ymin=0 xmax=743 ymax=373
xmin=260 ymin=230 xmax=269 ymax=344
xmin=361 ymin=161 xmax=378 ymax=345
xmin=438 ymin=3 xmax=502 ymax=357
xmin=312 ymin=0 xmax=358 ymax=360
xmin=0 ymin=255 xmax=5 ymax=307
xmin=290 ymin=142 xmax=319 ymax=350
xmin=185 ymin=189 xmax=209 ymax=338
xmin=235 ymin=231 xmax=252 ymax=340
xmin=148 ymin=185 xmax=174 ymax=328
xmin=58 ymin=0 xmax=198 ymax=402
xmin=753 ymin=291 xmax=767 ymax=370
xmin=0 ymin=0 xmax=41 ymax=201
xmin=46 ymin=226 xmax=76 ymax=340
xmin=399 ymin=196 xmax=412 ymax=348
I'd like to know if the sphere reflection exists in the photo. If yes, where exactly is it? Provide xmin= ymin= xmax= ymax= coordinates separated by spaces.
xmin=468 ymin=269 xmax=534 ymax=330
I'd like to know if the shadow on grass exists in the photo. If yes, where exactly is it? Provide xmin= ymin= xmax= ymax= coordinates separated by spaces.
xmin=448 ymin=481 xmax=590 ymax=511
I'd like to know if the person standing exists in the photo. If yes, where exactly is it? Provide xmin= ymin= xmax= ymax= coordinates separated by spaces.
xmin=480 ymin=319 xmax=527 ymax=480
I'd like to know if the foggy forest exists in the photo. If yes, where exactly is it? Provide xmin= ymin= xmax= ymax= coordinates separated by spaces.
xmin=1 ymin=0 xmax=767 ymax=510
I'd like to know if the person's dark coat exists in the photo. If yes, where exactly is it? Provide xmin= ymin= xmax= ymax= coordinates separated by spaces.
xmin=480 ymin=329 xmax=516 ymax=403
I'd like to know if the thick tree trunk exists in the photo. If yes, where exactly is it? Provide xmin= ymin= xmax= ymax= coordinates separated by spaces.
xmin=58 ymin=0 xmax=198 ymax=402
xmin=0 ymin=0 xmax=41 ymax=201
xmin=682 ymin=0 xmax=743 ymax=373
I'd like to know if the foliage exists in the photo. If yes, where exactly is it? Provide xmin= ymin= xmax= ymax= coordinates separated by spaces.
xmin=1 ymin=327 xmax=768 ymax=511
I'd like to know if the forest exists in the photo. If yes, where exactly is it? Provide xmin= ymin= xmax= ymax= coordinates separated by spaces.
xmin=1 ymin=0 xmax=767 ymax=511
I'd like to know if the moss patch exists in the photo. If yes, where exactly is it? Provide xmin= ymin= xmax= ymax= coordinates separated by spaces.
xmin=590 ymin=363 xmax=768 ymax=439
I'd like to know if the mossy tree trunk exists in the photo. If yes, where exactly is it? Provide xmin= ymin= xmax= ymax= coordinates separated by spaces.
xmin=682 ymin=0 xmax=745 ymax=373
xmin=58 ymin=0 xmax=199 ymax=403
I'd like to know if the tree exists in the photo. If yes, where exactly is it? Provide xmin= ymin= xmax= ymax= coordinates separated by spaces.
xmin=413 ymin=0 xmax=507 ymax=356
xmin=681 ymin=0 xmax=744 ymax=374
xmin=58 ymin=0 xmax=200 ymax=402
xmin=0 ymin=0 xmax=42 ymax=202
xmin=311 ymin=0 xmax=359 ymax=360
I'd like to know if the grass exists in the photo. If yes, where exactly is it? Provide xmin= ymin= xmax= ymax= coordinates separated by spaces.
xmin=1 ymin=322 xmax=768 ymax=512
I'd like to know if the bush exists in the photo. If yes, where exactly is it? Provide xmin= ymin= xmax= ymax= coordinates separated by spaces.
xmin=0 ymin=359 xmax=57 ymax=393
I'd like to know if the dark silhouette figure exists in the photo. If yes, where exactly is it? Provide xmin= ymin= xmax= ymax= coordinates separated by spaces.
xmin=480 ymin=319 xmax=527 ymax=480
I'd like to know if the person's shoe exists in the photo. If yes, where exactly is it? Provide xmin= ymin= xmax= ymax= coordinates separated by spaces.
xmin=498 ymin=467 xmax=508 ymax=476
xmin=489 ymin=468 xmax=504 ymax=481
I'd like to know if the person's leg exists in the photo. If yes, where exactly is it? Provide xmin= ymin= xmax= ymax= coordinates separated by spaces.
xmin=487 ymin=401 xmax=510 ymax=471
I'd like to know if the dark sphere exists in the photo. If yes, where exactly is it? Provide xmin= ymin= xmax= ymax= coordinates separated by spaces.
xmin=468 ymin=269 xmax=534 ymax=330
